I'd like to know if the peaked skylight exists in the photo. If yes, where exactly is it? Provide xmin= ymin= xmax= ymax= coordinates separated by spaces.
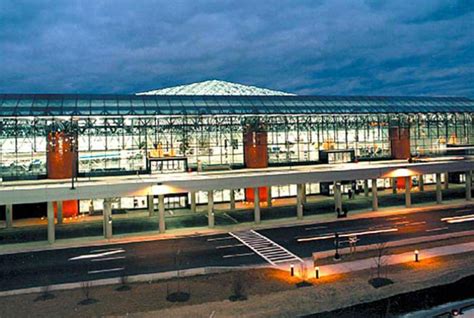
xmin=137 ymin=79 xmax=295 ymax=96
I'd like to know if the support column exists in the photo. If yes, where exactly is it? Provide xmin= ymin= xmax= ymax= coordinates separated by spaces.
xmin=229 ymin=189 xmax=235 ymax=210
xmin=297 ymin=184 xmax=304 ymax=220
xmin=363 ymin=180 xmax=369 ymax=197
xmin=372 ymin=179 xmax=378 ymax=211
xmin=147 ymin=195 xmax=154 ymax=217
xmin=436 ymin=173 xmax=442 ymax=204
xmin=302 ymin=184 xmax=307 ymax=204
xmin=207 ymin=190 xmax=215 ymax=228
xmin=466 ymin=171 xmax=472 ymax=201
xmin=254 ymin=187 xmax=261 ymax=224
xmin=405 ymin=176 xmax=411 ymax=207
xmin=158 ymin=194 xmax=166 ymax=233
xmin=266 ymin=187 xmax=272 ymax=207
xmin=5 ymin=204 xmax=13 ymax=228
xmin=444 ymin=172 xmax=449 ymax=190
xmin=57 ymin=201 xmax=63 ymax=224
xmin=47 ymin=201 xmax=55 ymax=244
xmin=103 ymin=198 xmax=112 ymax=239
xmin=391 ymin=178 xmax=397 ymax=194
xmin=190 ymin=191 xmax=197 ymax=212
xmin=418 ymin=175 xmax=424 ymax=192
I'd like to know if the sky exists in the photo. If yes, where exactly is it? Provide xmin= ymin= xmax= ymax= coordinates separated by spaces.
xmin=0 ymin=0 xmax=473 ymax=96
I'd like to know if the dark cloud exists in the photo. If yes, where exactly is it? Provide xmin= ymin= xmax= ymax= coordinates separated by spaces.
xmin=0 ymin=0 xmax=472 ymax=96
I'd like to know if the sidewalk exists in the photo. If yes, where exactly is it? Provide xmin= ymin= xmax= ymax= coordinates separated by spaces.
xmin=301 ymin=240 xmax=474 ymax=278
xmin=0 ymin=198 xmax=472 ymax=256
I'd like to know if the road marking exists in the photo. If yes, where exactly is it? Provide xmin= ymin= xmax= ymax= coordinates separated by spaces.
xmin=90 ymin=248 xmax=123 ymax=253
xmin=88 ymin=267 xmax=124 ymax=274
xmin=69 ymin=249 xmax=125 ymax=261
xmin=442 ymin=214 xmax=474 ymax=224
xmin=426 ymin=227 xmax=449 ymax=232
xmin=215 ymin=244 xmax=245 ymax=249
xmin=405 ymin=221 xmax=427 ymax=226
xmin=207 ymin=236 xmax=233 ymax=242
xmin=394 ymin=221 xmax=410 ymax=225
xmin=305 ymin=226 xmax=327 ymax=231
xmin=223 ymin=252 xmax=255 ymax=258
xmin=297 ymin=228 xmax=398 ymax=243
xmin=91 ymin=256 xmax=126 ymax=262
xmin=229 ymin=230 xmax=303 ymax=265
xmin=386 ymin=217 xmax=405 ymax=221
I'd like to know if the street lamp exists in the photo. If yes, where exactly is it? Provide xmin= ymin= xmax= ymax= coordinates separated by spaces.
xmin=334 ymin=232 xmax=341 ymax=261
xmin=414 ymin=250 xmax=419 ymax=262
xmin=315 ymin=266 xmax=320 ymax=279
xmin=290 ymin=264 xmax=294 ymax=277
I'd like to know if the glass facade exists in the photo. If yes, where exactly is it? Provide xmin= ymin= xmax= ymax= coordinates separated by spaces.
xmin=0 ymin=94 xmax=473 ymax=180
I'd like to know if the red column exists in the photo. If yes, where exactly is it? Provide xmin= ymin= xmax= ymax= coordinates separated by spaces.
xmin=390 ymin=127 xmax=411 ymax=189
xmin=47 ymin=131 xmax=79 ymax=217
xmin=243 ymin=129 xmax=268 ymax=202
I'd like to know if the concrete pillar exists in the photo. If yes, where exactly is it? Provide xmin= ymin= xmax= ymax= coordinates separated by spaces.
xmin=302 ymin=184 xmax=307 ymax=204
xmin=103 ymin=198 xmax=113 ymax=239
xmin=333 ymin=182 xmax=342 ymax=213
xmin=297 ymin=184 xmax=304 ymax=220
xmin=405 ymin=176 xmax=411 ymax=207
xmin=5 ymin=204 xmax=13 ymax=228
xmin=47 ymin=201 xmax=55 ymax=244
xmin=266 ymin=187 xmax=272 ymax=207
xmin=229 ymin=189 xmax=236 ymax=210
xmin=190 ymin=191 xmax=197 ymax=212
xmin=158 ymin=194 xmax=166 ymax=233
xmin=418 ymin=175 xmax=424 ymax=192
xmin=254 ymin=187 xmax=261 ymax=224
xmin=372 ymin=179 xmax=378 ymax=211
xmin=147 ymin=195 xmax=154 ymax=217
xmin=363 ymin=180 xmax=369 ymax=197
xmin=57 ymin=201 xmax=63 ymax=224
xmin=466 ymin=171 xmax=472 ymax=201
xmin=207 ymin=190 xmax=215 ymax=228
xmin=444 ymin=172 xmax=449 ymax=190
xmin=391 ymin=178 xmax=397 ymax=194
xmin=436 ymin=173 xmax=442 ymax=204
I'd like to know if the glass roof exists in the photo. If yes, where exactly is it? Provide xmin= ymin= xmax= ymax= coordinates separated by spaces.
xmin=0 ymin=94 xmax=472 ymax=117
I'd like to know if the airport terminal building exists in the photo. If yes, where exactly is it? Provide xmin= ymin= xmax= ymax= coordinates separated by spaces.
xmin=1 ymin=80 xmax=474 ymax=219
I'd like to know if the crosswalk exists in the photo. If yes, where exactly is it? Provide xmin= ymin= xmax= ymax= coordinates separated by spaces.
xmin=229 ymin=230 xmax=302 ymax=265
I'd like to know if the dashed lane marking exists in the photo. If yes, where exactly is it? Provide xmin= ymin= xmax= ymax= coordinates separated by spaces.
xmin=91 ymin=256 xmax=126 ymax=262
xmin=223 ymin=253 xmax=255 ymax=259
xmin=90 ymin=248 xmax=123 ymax=253
xmin=88 ymin=267 xmax=124 ymax=275
xmin=426 ymin=227 xmax=449 ymax=232
xmin=216 ymin=244 xmax=245 ymax=249
xmin=297 ymin=228 xmax=398 ymax=242
xmin=207 ymin=236 xmax=233 ymax=242
xmin=305 ymin=226 xmax=328 ymax=231
xmin=405 ymin=221 xmax=427 ymax=226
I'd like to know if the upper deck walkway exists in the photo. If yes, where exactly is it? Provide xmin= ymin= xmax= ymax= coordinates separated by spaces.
xmin=1 ymin=158 xmax=473 ymax=205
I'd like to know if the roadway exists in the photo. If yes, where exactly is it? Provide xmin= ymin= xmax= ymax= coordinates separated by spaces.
xmin=1 ymin=204 xmax=474 ymax=291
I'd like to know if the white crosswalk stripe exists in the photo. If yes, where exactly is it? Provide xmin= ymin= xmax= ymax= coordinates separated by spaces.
xmin=229 ymin=230 xmax=303 ymax=266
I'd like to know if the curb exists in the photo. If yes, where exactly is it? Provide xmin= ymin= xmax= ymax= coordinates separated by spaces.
xmin=0 ymin=265 xmax=260 ymax=298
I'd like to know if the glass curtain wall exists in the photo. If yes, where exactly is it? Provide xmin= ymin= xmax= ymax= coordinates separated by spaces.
xmin=1 ymin=113 xmax=474 ymax=179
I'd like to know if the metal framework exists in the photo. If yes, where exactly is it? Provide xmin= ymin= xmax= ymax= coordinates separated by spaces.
xmin=1 ymin=94 xmax=473 ymax=180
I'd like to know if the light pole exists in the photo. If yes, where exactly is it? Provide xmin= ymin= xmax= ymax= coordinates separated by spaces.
xmin=334 ymin=232 xmax=341 ymax=261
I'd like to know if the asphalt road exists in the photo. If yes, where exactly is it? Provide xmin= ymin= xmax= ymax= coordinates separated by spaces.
xmin=1 ymin=204 xmax=473 ymax=291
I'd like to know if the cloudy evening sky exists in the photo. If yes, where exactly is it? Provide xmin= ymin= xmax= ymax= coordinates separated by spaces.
xmin=0 ymin=0 xmax=473 ymax=96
